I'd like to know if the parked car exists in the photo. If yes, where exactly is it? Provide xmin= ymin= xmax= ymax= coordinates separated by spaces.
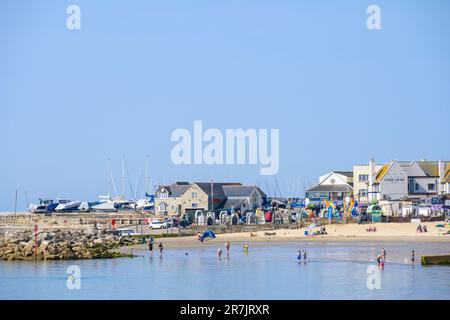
xmin=117 ymin=229 xmax=138 ymax=236
xmin=148 ymin=221 xmax=170 ymax=229
xmin=106 ymin=229 xmax=137 ymax=236
xmin=169 ymin=218 xmax=179 ymax=227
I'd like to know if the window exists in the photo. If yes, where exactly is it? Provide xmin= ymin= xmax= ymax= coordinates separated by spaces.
xmin=359 ymin=174 xmax=369 ymax=182
xmin=159 ymin=189 xmax=168 ymax=198
xmin=359 ymin=189 xmax=368 ymax=197
xmin=191 ymin=192 xmax=198 ymax=198
xmin=428 ymin=183 xmax=435 ymax=191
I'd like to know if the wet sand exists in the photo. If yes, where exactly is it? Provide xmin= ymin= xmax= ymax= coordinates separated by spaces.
xmin=117 ymin=221 xmax=450 ymax=254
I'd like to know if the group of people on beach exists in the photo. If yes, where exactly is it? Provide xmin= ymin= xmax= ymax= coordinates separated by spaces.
xmin=216 ymin=241 xmax=250 ymax=258
xmin=416 ymin=224 xmax=428 ymax=233
xmin=376 ymin=247 xmax=416 ymax=267
xmin=217 ymin=241 xmax=232 ymax=258
xmin=145 ymin=237 xmax=417 ymax=267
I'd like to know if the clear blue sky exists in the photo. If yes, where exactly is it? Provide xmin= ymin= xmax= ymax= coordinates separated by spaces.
xmin=1 ymin=0 xmax=449 ymax=211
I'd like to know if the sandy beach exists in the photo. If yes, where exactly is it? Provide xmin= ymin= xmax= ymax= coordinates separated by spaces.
xmin=118 ymin=221 xmax=450 ymax=253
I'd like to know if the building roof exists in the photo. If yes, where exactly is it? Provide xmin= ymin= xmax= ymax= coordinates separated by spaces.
xmin=223 ymin=185 xmax=267 ymax=198
xmin=306 ymin=184 xmax=353 ymax=193
xmin=160 ymin=183 xmax=191 ymax=197
xmin=194 ymin=182 xmax=241 ymax=197
xmin=219 ymin=198 xmax=247 ymax=210
xmin=374 ymin=160 xmax=450 ymax=183
xmin=444 ymin=163 xmax=450 ymax=183
xmin=417 ymin=160 xmax=440 ymax=177
xmin=333 ymin=171 xmax=353 ymax=177
xmin=375 ymin=161 xmax=393 ymax=183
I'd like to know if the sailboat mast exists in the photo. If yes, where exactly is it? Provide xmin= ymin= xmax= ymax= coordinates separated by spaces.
xmin=145 ymin=157 xmax=149 ymax=195
xmin=107 ymin=158 xmax=111 ymax=197
xmin=122 ymin=157 xmax=125 ymax=199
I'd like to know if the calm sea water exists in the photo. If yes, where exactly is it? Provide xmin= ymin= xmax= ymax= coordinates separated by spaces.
xmin=1 ymin=241 xmax=449 ymax=299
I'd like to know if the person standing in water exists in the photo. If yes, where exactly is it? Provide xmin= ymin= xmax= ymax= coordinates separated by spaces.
xmin=148 ymin=239 xmax=154 ymax=255
xmin=243 ymin=244 xmax=249 ymax=254
xmin=225 ymin=241 xmax=230 ymax=256
xmin=302 ymin=249 xmax=307 ymax=262
xmin=297 ymin=250 xmax=302 ymax=263
xmin=376 ymin=254 xmax=382 ymax=267
xmin=411 ymin=250 xmax=415 ymax=265
xmin=217 ymin=248 xmax=223 ymax=259
xmin=381 ymin=248 xmax=387 ymax=262
xmin=158 ymin=242 xmax=163 ymax=255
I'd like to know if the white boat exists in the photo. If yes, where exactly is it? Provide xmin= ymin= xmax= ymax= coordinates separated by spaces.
xmin=92 ymin=201 xmax=118 ymax=212
xmin=91 ymin=196 xmax=119 ymax=212
xmin=55 ymin=200 xmax=82 ymax=212
xmin=29 ymin=198 xmax=54 ymax=213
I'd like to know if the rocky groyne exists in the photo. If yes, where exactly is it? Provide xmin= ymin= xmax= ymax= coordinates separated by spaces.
xmin=0 ymin=229 xmax=142 ymax=261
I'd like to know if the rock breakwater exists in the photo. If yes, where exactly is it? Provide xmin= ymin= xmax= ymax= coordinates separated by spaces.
xmin=0 ymin=229 xmax=142 ymax=260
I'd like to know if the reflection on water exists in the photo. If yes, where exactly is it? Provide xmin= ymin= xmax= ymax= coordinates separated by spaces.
xmin=0 ymin=241 xmax=449 ymax=300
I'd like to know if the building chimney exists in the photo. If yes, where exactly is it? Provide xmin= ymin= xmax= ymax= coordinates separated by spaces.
xmin=368 ymin=158 xmax=375 ymax=202
xmin=438 ymin=161 xmax=444 ymax=194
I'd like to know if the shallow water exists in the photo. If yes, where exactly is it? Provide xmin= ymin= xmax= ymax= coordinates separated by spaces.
xmin=0 ymin=241 xmax=449 ymax=299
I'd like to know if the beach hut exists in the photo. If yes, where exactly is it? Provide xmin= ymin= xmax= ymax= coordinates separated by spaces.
xmin=246 ymin=212 xmax=257 ymax=225
xmin=195 ymin=210 xmax=206 ymax=226
xmin=219 ymin=211 xmax=230 ymax=225
xmin=256 ymin=209 xmax=266 ymax=224
xmin=367 ymin=205 xmax=382 ymax=222
xmin=205 ymin=211 xmax=215 ymax=226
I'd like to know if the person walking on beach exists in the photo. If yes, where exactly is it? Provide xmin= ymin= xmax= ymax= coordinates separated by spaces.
xmin=158 ymin=242 xmax=163 ymax=255
xmin=225 ymin=241 xmax=230 ymax=256
xmin=297 ymin=250 xmax=302 ymax=263
xmin=411 ymin=250 xmax=415 ymax=265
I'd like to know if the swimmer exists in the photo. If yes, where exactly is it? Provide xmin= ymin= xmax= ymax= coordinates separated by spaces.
xmin=225 ymin=241 xmax=230 ymax=256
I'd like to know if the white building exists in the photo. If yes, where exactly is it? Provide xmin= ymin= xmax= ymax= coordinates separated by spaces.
xmin=305 ymin=171 xmax=353 ymax=205
xmin=371 ymin=160 xmax=449 ymax=201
